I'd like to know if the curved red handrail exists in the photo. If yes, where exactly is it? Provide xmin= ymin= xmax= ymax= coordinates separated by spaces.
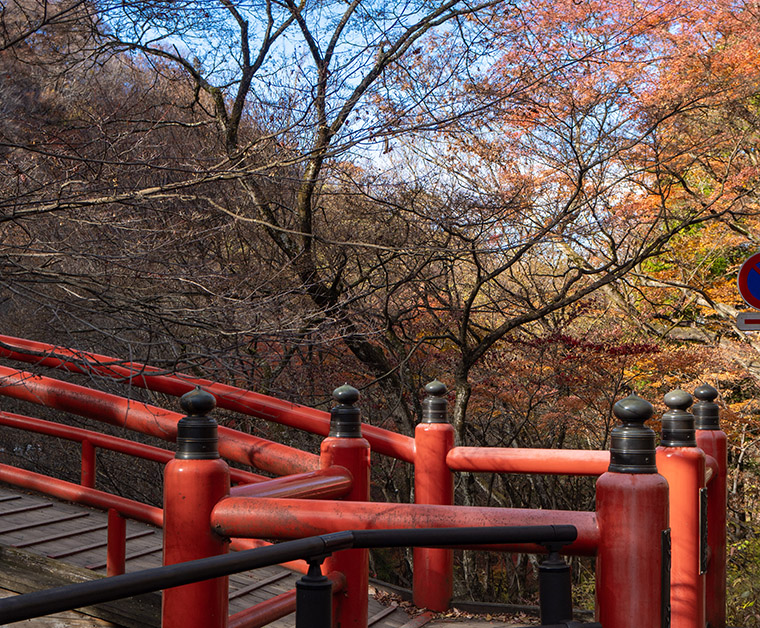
xmin=0 ymin=463 xmax=163 ymax=527
xmin=0 ymin=365 xmax=319 ymax=476
xmin=0 ymin=335 xmax=415 ymax=463
xmin=0 ymin=410 xmax=266 ymax=485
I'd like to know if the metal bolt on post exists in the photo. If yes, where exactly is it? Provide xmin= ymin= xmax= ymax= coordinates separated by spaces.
xmin=661 ymin=389 xmax=696 ymax=447
xmin=329 ymin=384 xmax=362 ymax=438
xmin=176 ymin=387 xmax=221 ymax=459
xmin=693 ymin=383 xmax=720 ymax=431
xmin=421 ymin=379 xmax=449 ymax=423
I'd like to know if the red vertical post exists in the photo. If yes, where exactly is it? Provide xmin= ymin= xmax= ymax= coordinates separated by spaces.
xmin=163 ymin=388 xmax=230 ymax=628
xmin=107 ymin=508 xmax=126 ymax=576
xmin=694 ymin=383 xmax=727 ymax=628
xmin=320 ymin=385 xmax=370 ymax=628
xmin=413 ymin=380 xmax=454 ymax=611
xmin=596 ymin=394 xmax=670 ymax=628
xmin=656 ymin=389 xmax=706 ymax=628
xmin=81 ymin=439 xmax=96 ymax=488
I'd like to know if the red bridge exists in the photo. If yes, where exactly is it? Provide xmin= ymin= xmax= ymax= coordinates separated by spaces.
xmin=0 ymin=335 xmax=727 ymax=628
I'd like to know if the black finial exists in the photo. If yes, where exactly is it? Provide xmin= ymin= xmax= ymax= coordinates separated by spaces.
xmin=176 ymin=387 xmax=220 ymax=460
xmin=693 ymin=384 xmax=720 ymax=430
xmin=661 ymin=389 xmax=696 ymax=447
xmin=421 ymin=379 xmax=448 ymax=424
xmin=329 ymin=384 xmax=362 ymax=438
xmin=180 ymin=386 xmax=217 ymax=416
xmin=608 ymin=394 xmax=658 ymax=473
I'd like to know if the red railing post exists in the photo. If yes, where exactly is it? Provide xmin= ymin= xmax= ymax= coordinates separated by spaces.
xmin=596 ymin=394 xmax=670 ymax=628
xmin=320 ymin=385 xmax=370 ymax=628
xmin=81 ymin=439 xmax=96 ymax=488
xmin=107 ymin=508 xmax=126 ymax=576
xmin=413 ymin=380 xmax=454 ymax=611
xmin=693 ymin=384 xmax=727 ymax=628
xmin=656 ymin=389 xmax=707 ymax=628
xmin=163 ymin=388 xmax=230 ymax=628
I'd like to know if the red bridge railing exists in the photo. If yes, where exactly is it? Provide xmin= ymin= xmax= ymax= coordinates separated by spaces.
xmin=0 ymin=334 xmax=728 ymax=628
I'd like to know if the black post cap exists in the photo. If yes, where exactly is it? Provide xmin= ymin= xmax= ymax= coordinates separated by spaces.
xmin=693 ymin=384 xmax=720 ymax=430
xmin=329 ymin=384 xmax=362 ymax=438
xmin=661 ymin=389 xmax=696 ymax=447
xmin=421 ymin=380 xmax=449 ymax=424
xmin=175 ymin=387 xmax=220 ymax=460
xmin=608 ymin=394 xmax=658 ymax=473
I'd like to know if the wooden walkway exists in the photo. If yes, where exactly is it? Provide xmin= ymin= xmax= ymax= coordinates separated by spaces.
xmin=0 ymin=485 xmax=419 ymax=628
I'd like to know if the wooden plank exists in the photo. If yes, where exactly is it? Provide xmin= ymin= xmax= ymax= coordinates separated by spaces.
xmin=370 ymin=605 xmax=399 ymax=626
xmin=2 ymin=513 xmax=91 ymax=536
xmin=48 ymin=530 xmax=154 ymax=559
xmin=15 ymin=523 xmax=107 ymax=549
xmin=0 ymin=503 xmax=53 ymax=517
xmin=229 ymin=572 xmax=291 ymax=600
xmin=0 ymin=544 xmax=161 ymax=628
xmin=0 ymin=486 xmax=419 ymax=628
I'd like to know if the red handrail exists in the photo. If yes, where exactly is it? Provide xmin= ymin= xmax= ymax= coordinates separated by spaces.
xmin=0 ymin=410 xmax=265 ymax=485
xmin=0 ymin=334 xmax=415 ymax=462
xmin=0 ymin=365 xmax=319 ymax=476
xmin=0 ymin=463 xmax=163 ymax=527
xmin=211 ymin=496 xmax=600 ymax=557
xmin=447 ymin=446 xmax=611 ymax=475
xmin=0 ymin=335 xmax=722 ymax=628
xmin=230 ymin=468 xmax=352 ymax=499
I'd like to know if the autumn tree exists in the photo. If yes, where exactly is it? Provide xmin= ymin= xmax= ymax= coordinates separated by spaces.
xmin=4 ymin=0 xmax=760 ymax=440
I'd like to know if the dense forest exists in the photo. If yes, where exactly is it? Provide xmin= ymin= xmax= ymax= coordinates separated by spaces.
xmin=1 ymin=0 xmax=760 ymax=621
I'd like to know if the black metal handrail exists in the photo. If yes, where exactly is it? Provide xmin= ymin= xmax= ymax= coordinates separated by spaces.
xmin=0 ymin=525 xmax=594 ymax=626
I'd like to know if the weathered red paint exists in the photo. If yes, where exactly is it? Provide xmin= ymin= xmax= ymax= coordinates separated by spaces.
xmin=595 ymin=471 xmax=669 ymax=628
xmin=447 ymin=447 xmax=610 ymax=475
xmin=0 ymin=366 xmax=318 ymax=475
xmin=230 ymin=467 xmax=352 ymax=500
xmin=414 ymin=421 xmax=454 ymax=611
xmin=0 ymin=463 xmax=163 ymax=526
xmin=227 ymin=588 xmax=296 ymax=628
xmin=162 ymin=456 xmax=231 ymax=628
xmin=0 ymin=336 xmax=731 ymax=626
xmin=107 ymin=508 xmax=126 ymax=576
xmin=211 ymin=498 xmax=600 ymax=556
xmin=0 ymin=334 xmax=415 ymax=462
xmin=320 ymin=434 xmax=371 ymax=628
xmin=0 ymin=410 xmax=264 ymax=485
xmin=656 ymin=446 xmax=706 ymax=628
xmin=697 ymin=429 xmax=727 ymax=628
xmin=81 ymin=439 xmax=96 ymax=489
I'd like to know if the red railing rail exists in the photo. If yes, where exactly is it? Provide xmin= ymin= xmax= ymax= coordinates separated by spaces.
xmin=0 ymin=364 xmax=319 ymax=476
xmin=0 ymin=336 xmax=729 ymax=628
xmin=0 ymin=463 xmax=163 ymax=527
xmin=0 ymin=409 xmax=265 ymax=486
xmin=0 ymin=334 xmax=415 ymax=462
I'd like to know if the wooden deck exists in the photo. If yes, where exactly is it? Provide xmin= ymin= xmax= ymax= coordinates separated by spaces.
xmin=0 ymin=485 xmax=418 ymax=628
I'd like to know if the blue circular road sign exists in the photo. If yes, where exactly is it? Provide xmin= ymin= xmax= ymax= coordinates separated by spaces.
xmin=737 ymin=253 xmax=760 ymax=310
